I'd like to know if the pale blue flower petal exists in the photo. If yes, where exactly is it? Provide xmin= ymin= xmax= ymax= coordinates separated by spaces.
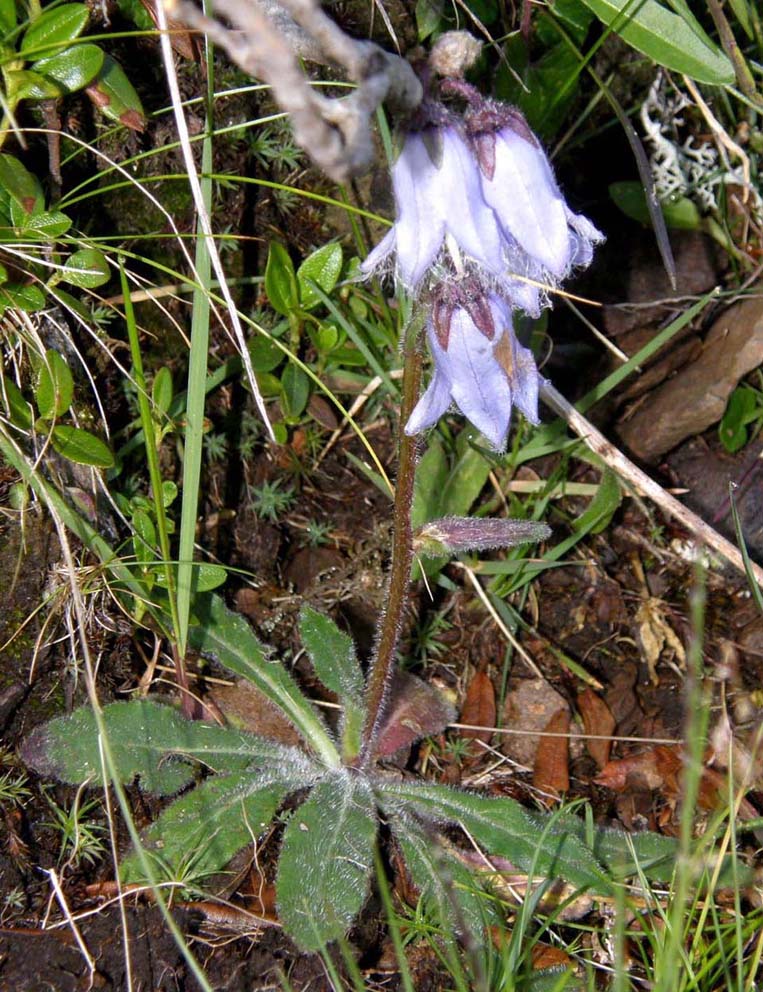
xmin=481 ymin=131 xmax=570 ymax=278
xmin=564 ymin=207 xmax=606 ymax=269
xmin=512 ymin=342 xmax=541 ymax=425
xmin=388 ymin=132 xmax=447 ymax=288
xmin=360 ymin=226 xmax=396 ymax=277
xmin=440 ymin=130 xmax=505 ymax=277
xmin=405 ymin=368 xmax=452 ymax=435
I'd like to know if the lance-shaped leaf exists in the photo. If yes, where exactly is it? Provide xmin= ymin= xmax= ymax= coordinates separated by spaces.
xmin=22 ymin=699 xmax=312 ymax=795
xmin=277 ymin=770 xmax=377 ymax=950
xmin=120 ymin=767 xmax=317 ymax=884
xmin=390 ymin=812 xmax=500 ymax=937
xmin=299 ymin=607 xmax=365 ymax=758
xmin=190 ymin=594 xmax=340 ymax=768
xmin=377 ymin=781 xmax=607 ymax=893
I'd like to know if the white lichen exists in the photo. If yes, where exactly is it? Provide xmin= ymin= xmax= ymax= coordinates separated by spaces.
xmin=641 ymin=71 xmax=761 ymax=215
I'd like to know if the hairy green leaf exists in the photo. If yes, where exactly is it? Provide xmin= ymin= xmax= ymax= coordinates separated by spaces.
xmin=189 ymin=594 xmax=340 ymax=767
xmin=21 ymin=699 xmax=310 ymax=795
xmin=578 ymin=0 xmax=734 ymax=84
xmin=297 ymin=242 xmax=342 ymax=310
xmin=122 ymin=778 xmax=286 ymax=885
xmin=377 ymin=782 xmax=607 ymax=893
xmin=277 ymin=770 xmax=377 ymax=950
xmin=299 ymin=607 xmax=363 ymax=703
xmin=391 ymin=814 xmax=499 ymax=936
xmin=299 ymin=607 xmax=365 ymax=761
xmin=35 ymin=349 xmax=74 ymax=420
xmin=121 ymin=771 xmax=318 ymax=884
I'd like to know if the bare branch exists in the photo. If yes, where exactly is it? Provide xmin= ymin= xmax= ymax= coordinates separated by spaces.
xmin=165 ymin=0 xmax=422 ymax=183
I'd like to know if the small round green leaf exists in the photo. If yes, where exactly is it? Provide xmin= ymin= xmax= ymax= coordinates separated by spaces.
xmin=155 ymin=563 xmax=227 ymax=593
xmin=0 ymin=0 xmax=17 ymax=34
xmin=265 ymin=242 xmax=298 ymax=317
xmin=1 ymin=376 xmax=34 ymax=430
xmin=61 ymin=247 xmax=110 ymax=288
xmin=280 ymin=364 xmax=310 ymax=419
xmin=21 ymin=4 xmax=89 ymax=56
xmin=296 ymin=242 xmax=343 ymax=310
xmin=248 ymin=334 xmax=283 ymax=372
xmin=255 ymin=371 xmax=282 ymax=398
xmin=0 ymin=283 xmax=46 ymax=313
xmin=152 ymin=366 xmax=173 ymax=416
xmin=35 ymin=349 xmax=74 ymax=420
xmin=161 ymin=480 xmax=178 ymax=508
xmin=3 ymin=68 xmax=63 ymax=101
xmin=0 ymin=154 xmax=44 ymax=215
xmin=609 ymin=181 xmax=701 ymax=230
xmin=50 ymin=425 xmax=114 ymax=467
xmin=33 ymin=43 xmax=104 ymax=94
xmin=17 ymin=209 xmax=72 ymax=240
xmin=84 ymin=53 xmax=145 ymax=131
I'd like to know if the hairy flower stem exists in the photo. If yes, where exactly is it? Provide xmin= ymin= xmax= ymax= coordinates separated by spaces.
xmin=360 ymin=311 xmax=424 ymax=766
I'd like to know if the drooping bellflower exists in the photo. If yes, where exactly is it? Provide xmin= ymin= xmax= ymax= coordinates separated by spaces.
xmin=461 ymin=89 xmax=605 ymax=303
xmin=360 ymin=126 xmax=508 ymax=290
xmin=363 ymin=79 xmax=604 ymax=450
xmin=405 ymin=285 xmax=541 ymax=450
xmin=363 ymin=87 xmax=604 ymax=311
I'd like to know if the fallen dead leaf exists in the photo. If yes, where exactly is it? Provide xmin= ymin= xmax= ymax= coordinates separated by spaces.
xmin=577 ymin=688 xmax=616 ymax=770
xmin=460 ymin=670 xmax=496 ymax=752
xmin=374 ymin=671 xmax=456 ymax=759
xmin=635 ymin=597 xmax=686 ymax=685
xmin=208 ymin=679 xmax=301 ymax=746
xmin=533 ymin=708 xmax=570 ymax=800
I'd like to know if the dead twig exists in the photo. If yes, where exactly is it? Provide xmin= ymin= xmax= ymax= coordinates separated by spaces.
xmin=165 ymin=0 xmax=422 ymax=182
xmin=541 ymin=382 xmax=763 ymax=588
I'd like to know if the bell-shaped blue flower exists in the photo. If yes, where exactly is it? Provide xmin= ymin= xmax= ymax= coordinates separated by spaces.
xmin=405 ymin=288 xmax=540 ymax=451
xmin=464 ymin=95 xmax=605 ymax=298
xmin=361 ymin=127 xmax=507 ymax=290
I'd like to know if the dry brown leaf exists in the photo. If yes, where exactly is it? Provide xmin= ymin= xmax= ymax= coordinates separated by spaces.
xmin=636 ymin=598 xmax=686 ymax=684
xmin=577 ymin=688 xmax=616 ymax=770
xmin=374 ymin=671 xmax=456 ymax=759
xmin=533 ymin=708 xmax=570 ymax=800
xmin=460 ymin=670 xmax=496 ymax=746
xmin=531 ymin=944 xmax=573 ymax=971
xmin=594 ymin=745 xmax=680 ymax=792
xmin=208 ymin=679 xmax=302 ymax=745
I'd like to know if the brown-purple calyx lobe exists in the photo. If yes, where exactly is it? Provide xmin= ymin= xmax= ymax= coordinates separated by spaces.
xmin=432 ymin=279 xmax=495 ymax=350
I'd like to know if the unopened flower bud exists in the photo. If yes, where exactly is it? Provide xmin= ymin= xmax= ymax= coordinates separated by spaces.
xmin=414 ymin=516 xmax=551 ymax=557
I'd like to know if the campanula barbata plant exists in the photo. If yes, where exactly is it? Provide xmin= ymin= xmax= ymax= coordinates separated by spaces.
xmin=21 ymin=25 xmax=684 ymax=959
xmin=362 ymin=74 xmax=603 ymax=450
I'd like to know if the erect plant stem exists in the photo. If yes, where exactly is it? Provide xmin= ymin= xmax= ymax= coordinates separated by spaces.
xmin=360 ymin=310 xmax=424 ymax=765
